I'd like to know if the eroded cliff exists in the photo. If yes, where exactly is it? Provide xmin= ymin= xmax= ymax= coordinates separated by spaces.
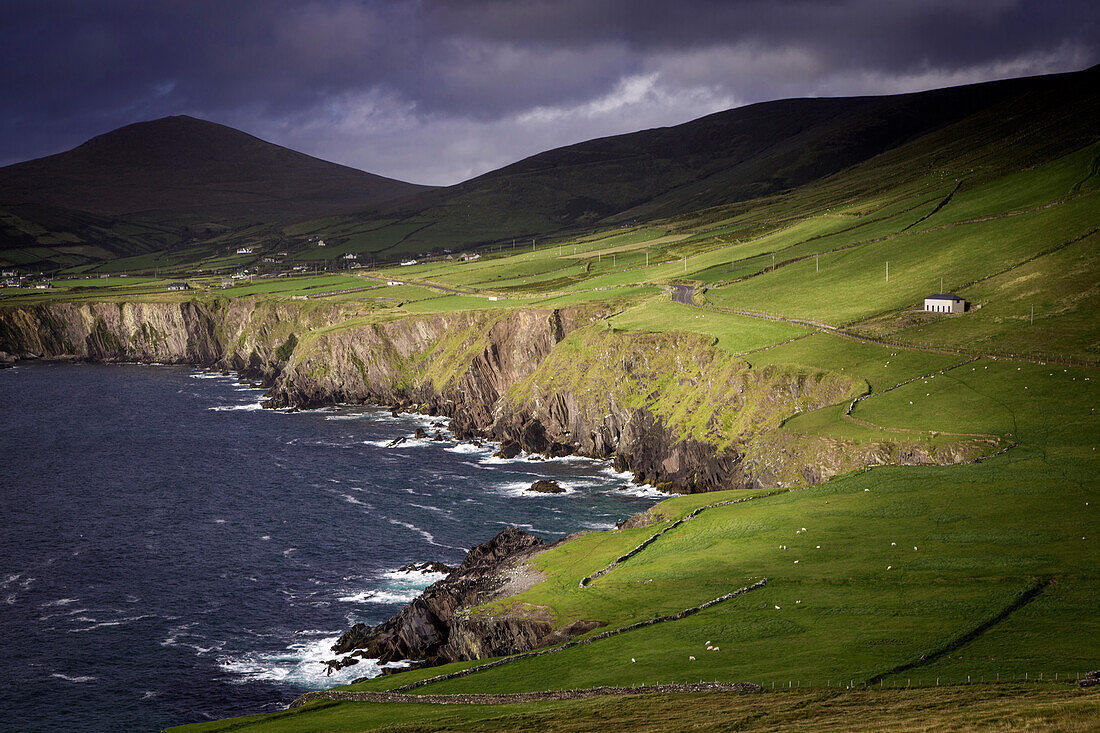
xmin=0 ymin=298 xmax=987 ymax=493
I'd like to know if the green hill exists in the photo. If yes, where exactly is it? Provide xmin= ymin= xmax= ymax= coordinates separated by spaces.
xmin=286 ymin=65 xmax=1097 ymax=259
xmin=2 ymin=65 xmax=1098 ymax=733
xmin=0 ymin=116 xmax=434 ymax=271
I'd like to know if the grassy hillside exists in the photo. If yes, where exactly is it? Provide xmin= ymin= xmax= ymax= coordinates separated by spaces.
xmin=0 ymin=116 xmax=434 ymax=271
xmin=3 ymin=67 xmax=1098 ymax=733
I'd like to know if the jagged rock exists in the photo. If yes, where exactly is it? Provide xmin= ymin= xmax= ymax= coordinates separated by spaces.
xmin=397 ymin=561 xmax=455 ymax=575
xmin=331 ymin=527 xmax=547 ymax=664
xmin=386 ymin=436 xmax=407 ymax=448
xmin=414 ymin=427 xmax=427 ymax=439
xmin=496 ymin=440 xmax=522 ymax=459
xmin=528 ymin=479 xmax=564 ymax=494
xmin=433 ymin=431 xmax=445 ymax=441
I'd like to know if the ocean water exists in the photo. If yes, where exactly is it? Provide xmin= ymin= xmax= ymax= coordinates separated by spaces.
xmin=0 ymin=363 xmax=661 ymax=732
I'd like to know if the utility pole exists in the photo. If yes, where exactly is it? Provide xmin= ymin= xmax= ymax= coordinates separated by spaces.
xmin=1031 ymin=304 xmax=1034 ymax=325
xmin=684 ymin=256 xmax=687 ymax=272
xmin=816 ymin=253 xmax=819 ymax=273
xmin=646 ymin=252 xmax=649 ymax=267
xmin=531 ymin=238 xmax=534 ymax=251
xmin=886 ymin=261 xmax=889 ymax=283
xmin=940 ymin=276 xmax=944 ymax=292
xmin=771 ymin=252 xmax=775 ymax=269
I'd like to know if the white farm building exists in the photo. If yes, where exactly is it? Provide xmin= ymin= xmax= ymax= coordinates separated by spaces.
xmin=924 ymin=294 xmax=966 ymax=313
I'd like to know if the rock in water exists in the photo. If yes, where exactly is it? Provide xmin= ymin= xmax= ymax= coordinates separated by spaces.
xmin=386 ymin=436 xmax=407 ymax=448
xmin=397 ymin=561 xmax=455 ymax=575
xmin=528 ymin=479 xmax=564 ymax=494
xmin=414 ymin=427 xmax=427 ymax=439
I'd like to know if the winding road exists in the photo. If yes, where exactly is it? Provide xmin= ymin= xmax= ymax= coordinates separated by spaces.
xmin=672 ymin=284 xmax=695 ymax=305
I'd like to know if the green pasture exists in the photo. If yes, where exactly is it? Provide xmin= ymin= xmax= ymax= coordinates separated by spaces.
xmin=168 ymin=684 xmax=1100 ymax=733
xmin=608 ymin=299 xmax=809 ymax=354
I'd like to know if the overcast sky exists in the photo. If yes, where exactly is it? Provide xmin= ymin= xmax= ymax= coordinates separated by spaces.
xmin=2 ymin=0 xmax=1096 ymax=185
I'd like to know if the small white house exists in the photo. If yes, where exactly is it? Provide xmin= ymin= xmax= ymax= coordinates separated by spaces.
xmin=400 ymin=259 xmax=418 ymax=267
xmin=343 ymin=253 xmax=358 ymax=260
xmin=316 ymin=239 xmax=326 ymax=247
xmin=236 ymin=247 xmax=254 ymax=255
xmin=924 ymin=294 xmax=966 ymax=313
xmin=461 ymin=252 xmax=481 ymax=262
xmin=166 ymin=282 xmax=191 ymax=291
xmin=386 ymin=280 xmax=404 ymax=286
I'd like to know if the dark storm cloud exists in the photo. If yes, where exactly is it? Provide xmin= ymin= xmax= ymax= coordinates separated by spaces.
xmin=1 ymin=0 xmax=1096 ymax=184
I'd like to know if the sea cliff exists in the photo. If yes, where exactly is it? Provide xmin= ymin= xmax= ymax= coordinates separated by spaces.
xmin=0 ymin=299 xmax=984 ymax=493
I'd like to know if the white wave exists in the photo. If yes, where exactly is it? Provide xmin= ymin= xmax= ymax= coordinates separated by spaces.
xmin=600 ymin=466 xmax=636 ymax=481
xmin=444 ymin=442 xmax=489 ymax=454
xmin=338 ymin=494 xmax=367 ymax=506
xmin=381 ymin=568 xmax=449 ymax=585
xmin=408 ymin=503 xmax=448 ymax=514
xmin=51 ymin=673 xmax=97 ymax=683
xmin=213 ymin=518 xmax=227 ymax=524
xmin=68 ymin=613 xmax=156 ymax=633
xmin=607 ymin=484 xmax=668 ymax=499
xmin=337 ymin=589 xmax=421 ymax=604
xmin=363 ymin=437 xmax=433 ymax=449
xmin=579 ymin=521 xmax=618 ymax=530
xmin=190 ymin=372 xmax=233 ymax=380
xmin=283 ymin=548 xmax=297 ymax=556
xmin=141 ymin=690 xmax=159 ymax=700
xmin=41 ymin=597 xmax=79 ymax=608
xmin=218 ymin=633 xmax=406 ymax=688
xmin=479 ymin=453 xmax=528 ymax=465
xmin=387 ymin=518 xmax=438 ymax=546
xmin=208 ymin=402 xmax=264 ymax=412
xmin=261 ymin=535 xmax=271 ymax=541
xmin=498 ymin=481 xmax=577 ymax=498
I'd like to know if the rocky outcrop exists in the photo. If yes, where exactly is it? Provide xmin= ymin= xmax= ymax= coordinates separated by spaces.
xmin=331 ymin=527 xmax=554 ymax=664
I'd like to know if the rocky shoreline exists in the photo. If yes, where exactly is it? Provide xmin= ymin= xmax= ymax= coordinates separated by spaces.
xmin=0 ymin=300 xmax=984 ymax=498
xmin=0 ymin=298 xmax=998 ymax=690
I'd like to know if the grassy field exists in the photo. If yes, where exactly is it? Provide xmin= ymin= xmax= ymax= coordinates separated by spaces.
xmin=169 ymin=683 xmax=1100 ymax=732
xmin=8 ymin=69 xmax=1099 ymax=733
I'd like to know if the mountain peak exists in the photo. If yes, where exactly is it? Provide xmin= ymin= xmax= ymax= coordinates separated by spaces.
xmin=0 ymin=116 xmax=433 ymax=217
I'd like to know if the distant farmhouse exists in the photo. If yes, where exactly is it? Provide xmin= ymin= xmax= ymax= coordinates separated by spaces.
xmin=924 ymin=294 xmax=966 ymax=313
xmin=236 ymin=247 xmax=254 ymax=255
xmin=167 ymin=282 xmax=191 ymax=291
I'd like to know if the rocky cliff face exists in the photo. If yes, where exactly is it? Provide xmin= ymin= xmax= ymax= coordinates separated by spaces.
xmin=330 ymin=527 xmax=556 ymax=665
xmin=0 ymin=299 xmax=987 ymax=493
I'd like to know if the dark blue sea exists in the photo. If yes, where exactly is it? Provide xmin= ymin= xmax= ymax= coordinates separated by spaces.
xmin=0 ymin=362 xmax=660 ymax=732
